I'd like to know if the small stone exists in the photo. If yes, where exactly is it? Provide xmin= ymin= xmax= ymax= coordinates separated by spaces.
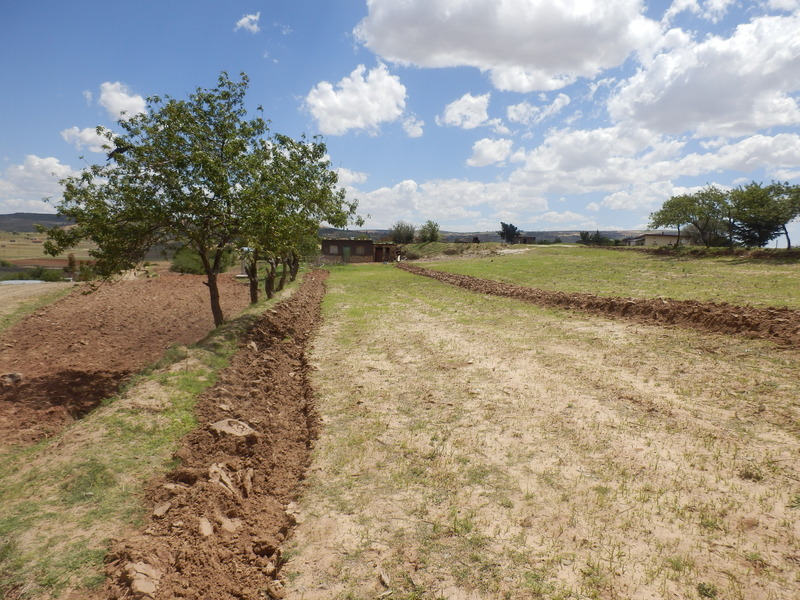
xmin=131 ymin=578 xmax=157 ymax=596
xmin=199 ymin=517 xmax=214 ymax=536
xmin=209 ymin=418 xmax=258 ymax=438
xmin=152 ymin=502 xmax=171 ymax=518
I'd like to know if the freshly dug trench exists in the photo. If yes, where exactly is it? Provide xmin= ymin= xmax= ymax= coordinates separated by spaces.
xmin=102 ymin=270 xmax=328 ymax=600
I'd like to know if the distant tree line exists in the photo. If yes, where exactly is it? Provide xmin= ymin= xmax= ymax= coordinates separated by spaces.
xmin=649 ymin=182 xmax=800 ymax=248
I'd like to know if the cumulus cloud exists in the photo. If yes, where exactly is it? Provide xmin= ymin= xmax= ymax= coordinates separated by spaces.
xmin=305 ymin=64 xmax=407 ymax=135
xmin=438 ymin=93 xmax=492 ymax=129
xmin=0 ymin=155 xmax=77 ymax=213
xmin=98 ymin=82 xmax=146 ymax=120
xmin=353 ymin=177 xmax=548 ymax=228
xmin=507 ymin=93 xmax=571 ymax=126
xmin=467 ymin=138 xmax=513 ymax=167
xmin=60 ymin=126 xmax=110 ymax=153
xmin=235 ymin=13 xmax=261 ymax=34
xmin=355 ymin=0 xmax=661 ymax=92
xmin=609 ymin=12 xmax=800 ymax=137
xmin=403 ymin=116 xmax=424 ymax=138
xmin=336 ymin=167 xmax=368 ymax=187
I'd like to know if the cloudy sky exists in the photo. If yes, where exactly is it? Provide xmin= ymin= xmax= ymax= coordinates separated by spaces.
xmin=2 ymin=0 xmax=799 ymax=241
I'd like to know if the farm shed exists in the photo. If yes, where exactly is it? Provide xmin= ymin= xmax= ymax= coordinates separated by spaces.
xmin=320 ymin=239 xmax=398 ymax=263
xmin=624 ymin=231 xmax=684 ymax=247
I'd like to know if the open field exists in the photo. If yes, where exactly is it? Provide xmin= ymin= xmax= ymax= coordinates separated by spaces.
xmin=1 ymin=249 xmax=799 ymax=599
xmin=417 ymin=245 xmax=800 ymax=309
xmin=285 ymin=263 xmax=800 ymax=599
xmin=0 ymin=231 xmax=95 ymax=264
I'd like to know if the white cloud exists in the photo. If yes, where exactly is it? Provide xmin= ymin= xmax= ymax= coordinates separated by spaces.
xmin=403 ymin=116 xmax=424 ymax=138
xmin=609 ymin=13 xmax=800 ymax=137
xmin=336 ymin=167 xmax=368 ymax=187
xmin=353 ymin=177 xmax=548 ymax=228
xmin=234 ymin=13 xmax=261 ymax=34
xmin=438 ymin=93 xmax=491 ymax=129
xmin=305 ymin=64 xmax=407 ymax=135
xmin=60 ymin=126 xmax=110 ymax=153
xmin=98 ymin=82 xmax=146 ymax=121
xmin=0 ymin=155 xmax=77 ymax=213
xmin=507 ymin=93 xmax=571 ymax=126
xmin=355 ymin=0 xmax=661 ymax=92
xmin=467 ymin=138 xmax=513 ymax=167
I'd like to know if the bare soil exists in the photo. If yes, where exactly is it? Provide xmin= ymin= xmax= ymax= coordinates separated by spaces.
xmin=0 ymin=273 xmax=251 ymax=446
xmin=102 ymin=270 xmax=328 ymax=600
xmin=398 ymin=262 xmax=800 ymax=347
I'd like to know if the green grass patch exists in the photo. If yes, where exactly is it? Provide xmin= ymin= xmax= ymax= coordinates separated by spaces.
xmin=418 ymin=246 xmax=800 ymax=308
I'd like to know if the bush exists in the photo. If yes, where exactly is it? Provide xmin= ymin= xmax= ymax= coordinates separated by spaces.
xmin=170 ymin=246 xmax=234 ymax=274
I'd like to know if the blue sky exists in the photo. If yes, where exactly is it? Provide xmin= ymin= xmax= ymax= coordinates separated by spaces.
xmin=1 ymin=0 xmax=799 ymax=242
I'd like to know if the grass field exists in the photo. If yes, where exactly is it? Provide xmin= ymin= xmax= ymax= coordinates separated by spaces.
xmin=285 ymin=260 xmax=800 ymax=599
xmin=416 ymin=245 xmax=800 ymax=309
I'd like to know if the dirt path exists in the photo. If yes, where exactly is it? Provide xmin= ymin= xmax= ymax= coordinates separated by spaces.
xmin=398 ymin=262 xmax=800 ymax=347
xmin=102 ymin=270 xmax=328 ymax=600
xmin=0 ymin=273 xmax=251 ymax=446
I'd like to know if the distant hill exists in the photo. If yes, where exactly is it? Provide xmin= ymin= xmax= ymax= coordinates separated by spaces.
xmin=6 ymin=216 xmax=652 ymax=244
xmin=0 ymin=213 xmax=70 ymax=232
xmin=320 ymin=227 xmax=653 ymax=244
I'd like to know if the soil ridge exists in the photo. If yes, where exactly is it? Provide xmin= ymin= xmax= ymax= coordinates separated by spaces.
xmin=397 ymin=263 xmax=800 ymax=347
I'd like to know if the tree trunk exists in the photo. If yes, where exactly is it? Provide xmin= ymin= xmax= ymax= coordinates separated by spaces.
xmin=289 ymin=251 xmax=300 ymax=282
xmin=245 ymin=249 xmax=259 ymax=304
xmin=264 ymin=258 xmax=276 ymax=299
xmin=206 ymin=272 xmax=224 ymax=327
xmin=783 ymin=224 xmax=792 ymax=249
xmin=277 ymin=256 xmax=289 ymax=291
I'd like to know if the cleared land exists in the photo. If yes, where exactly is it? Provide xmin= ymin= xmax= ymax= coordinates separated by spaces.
xmin=285 ymin=261 xmax=800 ymax=600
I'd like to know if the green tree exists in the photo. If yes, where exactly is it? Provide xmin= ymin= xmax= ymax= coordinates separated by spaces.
xmin=417 ymin=220 xmax=440 ymax=243
xmin=728 ymin=182 xmax=786 ymax=247
xmin=649 ymin=186 xmax=728 ymax=247
xmin=389 ymin=221 xmax=416 ymax=244
xmin=497 ymin=222 xmax=521 ymax=244
xmin=238 ymin=133 xmax=360 ymax=301
xmin=39 ymin=72 xmax=356 ymax=326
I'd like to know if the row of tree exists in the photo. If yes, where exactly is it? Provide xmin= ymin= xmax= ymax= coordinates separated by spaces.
xmin=388 ymin=220 xmax=441 ymax=243
xmin=649 ymin=183 xmax=800 ymax=248
xmin=40 ymin=73 xmax=360 ymax=326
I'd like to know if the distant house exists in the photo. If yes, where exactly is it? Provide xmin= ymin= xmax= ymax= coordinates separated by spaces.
xmin=320 ymin=239 xmax=399 ymax=263
xmin=624 ymin=231 xmax=684 ymax=247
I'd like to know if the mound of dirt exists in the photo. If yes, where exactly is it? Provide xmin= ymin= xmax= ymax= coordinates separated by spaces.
xmin=398 ymin=263 xmax=800 ymax=347
xmin=102 ymin=270 xmax=327 ymax=600
xmin=0 ymin=273 xmax=251 ymax=446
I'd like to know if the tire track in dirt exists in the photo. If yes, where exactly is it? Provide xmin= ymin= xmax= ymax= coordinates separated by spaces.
xmin=398 ymin=263 xmax=800 ymax=347
xmin=102 ymin=269 xmax=327 ymax=600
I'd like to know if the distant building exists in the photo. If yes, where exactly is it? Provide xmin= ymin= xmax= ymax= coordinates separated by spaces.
xmin=624 ymin=231 xmax=684 ymax=247
xmin=320 ymin=239 xmax=399 ymax=263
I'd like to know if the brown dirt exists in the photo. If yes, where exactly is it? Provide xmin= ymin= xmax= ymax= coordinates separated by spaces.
xmin=397 ymin=262 xmax=800 ymax=347
xmin=0 ymin=273 xmax=251 ymax=446
xmin=102 ymin=269 xmax=328 ymax=600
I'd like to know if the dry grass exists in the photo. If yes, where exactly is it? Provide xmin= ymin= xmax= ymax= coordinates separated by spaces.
xmin=285 ymin=264 xmax=800 ymax=599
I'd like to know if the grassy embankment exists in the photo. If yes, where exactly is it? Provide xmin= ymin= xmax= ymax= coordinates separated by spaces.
xmin=284 ymin=253 xmax=800 ymax=600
